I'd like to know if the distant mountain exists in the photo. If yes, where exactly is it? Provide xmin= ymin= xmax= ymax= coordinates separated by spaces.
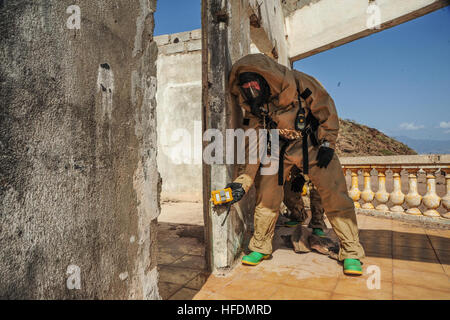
xmin=336 ymin=120 xmax=417 ymax=157
xmin=393 ymin=136 xmax=450 ymax=155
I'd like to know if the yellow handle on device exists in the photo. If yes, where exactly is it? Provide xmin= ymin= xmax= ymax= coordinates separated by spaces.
xmin=211 ymin=188 xmax=234 ymax=205
xmin=302 ymin=184 xmax=308 ymax=196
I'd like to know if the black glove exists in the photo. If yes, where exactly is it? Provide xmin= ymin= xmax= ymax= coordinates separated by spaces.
xmin=316 ymin=146 xmax=334 ymax=168
xmin=291 ymin=175 xmax=306 ymax=193
xmin=225 ymin=182 xmax=246 ymax=204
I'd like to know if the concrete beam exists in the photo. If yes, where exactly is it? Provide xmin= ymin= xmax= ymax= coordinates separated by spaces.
xmin=249 ymin=0 xmax=290 ymax=66
xmin=286 ymin=0 xmax=450 ymax=62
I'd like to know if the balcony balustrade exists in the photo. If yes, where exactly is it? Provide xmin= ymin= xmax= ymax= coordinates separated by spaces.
xmin=340 ymin=155 xmax=450 ymax=219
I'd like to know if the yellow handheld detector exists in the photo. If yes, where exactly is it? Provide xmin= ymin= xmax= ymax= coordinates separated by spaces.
xmin=302 ymin=184 xmax=308 ymax=196
xmin=211 ymin=188 xmax=233 ymax=205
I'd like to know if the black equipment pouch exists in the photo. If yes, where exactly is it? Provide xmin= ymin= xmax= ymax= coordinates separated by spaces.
xmin=281 ymin=86 xmax=318 ymax=181
xmin=294 ymin=88 xmax=312 ymax=132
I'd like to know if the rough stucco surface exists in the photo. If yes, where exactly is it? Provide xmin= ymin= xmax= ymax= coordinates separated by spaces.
xmin=0 ymin=0 xmax=160 ymax=299
xmin=281 ymin=0 xmax=321 ymax=17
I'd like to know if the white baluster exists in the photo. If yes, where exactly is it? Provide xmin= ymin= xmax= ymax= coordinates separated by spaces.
xmin=348 ymin=169 xmax=361 ymax=209
xmin=405 ymin=169 xmax=422 ymax=215
xmin=390 ymin=168 xmax=405 ymax=212
xmin=442 ymin=168 xmax=450 ymax=219
xmin=375 ymin=168 xmax=389 ymax=211
xmin=423 ymin=169 xmax=441 ymax=217
xmin=361 ymin=168 xmax=375 ymax=209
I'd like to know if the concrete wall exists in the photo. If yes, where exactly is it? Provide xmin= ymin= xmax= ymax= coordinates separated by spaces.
xmin=155 ymin=30 xmax=202 ymax=202
xmin=0 ymin=0 xmax=160 ymax=299
xmin=285 ymin=0 xmax=449 ymax=61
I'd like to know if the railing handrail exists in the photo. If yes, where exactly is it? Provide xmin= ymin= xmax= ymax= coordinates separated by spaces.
xmin=341 ymin=154 xmax=450 ymax=169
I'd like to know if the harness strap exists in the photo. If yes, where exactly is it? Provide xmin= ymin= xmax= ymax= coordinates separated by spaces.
xmin=278 ymin=140 xmax=290 ymax=186
xmin=302 ymin=134 xmax=309 ymax=175
xmin=296 ymin=86 xmax=319 ymax=177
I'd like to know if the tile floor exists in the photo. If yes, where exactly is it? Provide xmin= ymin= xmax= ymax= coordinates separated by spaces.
xmin=157 ymin=202 xmax=450 ymax=300
xmin=157 ymin=219 xmax=209 ymax=300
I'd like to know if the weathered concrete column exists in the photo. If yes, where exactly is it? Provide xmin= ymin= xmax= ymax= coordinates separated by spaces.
xmin=0 ymin=0 xmax=160 ymax=299
xmin=202 ymin=0 xmax=290 ymax=271
xmin=202 ymin=0 xmax=252 ymax=271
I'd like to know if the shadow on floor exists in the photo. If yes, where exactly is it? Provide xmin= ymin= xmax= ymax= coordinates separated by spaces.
xmin=359 ymin=229 xmax=450 ymax=265
xmin=157 ymin=222 xmax=210 ymax=300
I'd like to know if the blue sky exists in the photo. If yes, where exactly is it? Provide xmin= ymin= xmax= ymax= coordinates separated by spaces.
xmin=154 ymin=1 xmax=201 ymax=36
xmin=155 ymin=3 xmax=450 ymax=141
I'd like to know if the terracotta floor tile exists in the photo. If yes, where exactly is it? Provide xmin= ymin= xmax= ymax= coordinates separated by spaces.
xmin=200 ymin=275 xmax=235 ymax=293
xmin=392 ymin=232 xmax=433 ymax=249
xmin=360 ymin=234 xmax=393 ymax=247
xmin=393 ymin=245 xmax=438 ymax=263
xmin=351 ymin=258 xmax=393 ymax=282
xmin=427 ymin=234 xmax=450 ymax=251
xmin=169 ymin=287 xmax=199 ymax=300
xmin=443 ymin=264 xmax=450 ymax=276
xmin=283 ymin=252 xmax=343 ymax=275
xmin=355 ymin=216 xmax=368 ymax=228
xmin=360 ymin=228 xmax=393 ymax=239
xmin=232 ymin=265 xmax=294 ymax=284
xmin=436 ymin=250 xmax=450 ymax=265
xmin=361 ymin=225 xmax=392 ymax=232
xmin=393 ymin=258 xmax=445 ymax=274
xmin=425 ymin=228 xmax=450 ymax=238
xmin=364 ymin=243 xmax=393 ymax=259
xmin=362 ymin=256 xmax=392 ymax=267
xmin=334 ymin=277 xmax=393 ymax=300
xmin=171 ymin=254 xmax=206 ymax=270
xmin=158 ymin=202 xmax=450 ymax=301
xmin=173 ymin=237 xmax=205 ymax=256
xmin=241 ymin=265 xmax=340 ymax=292
xmin=185 ymin=271 xmax=210 ymax=290
xmin=363 ymin=218 xmax=392 ymax=230
xmin=158 ymin=281 xmax=183 ymax=300
xmin=281 ymin=275 xmax=339 ymax=292
xmin=158 ymin=265 xmax=201 ymax=285
xmin=393 ymin=284 xmax=450 ymax=300
xmin=393 ymin=268 xmax=450 ymax=291
xmin=268 ymin=284 xmax=331 ymax=300
xmin=331 ymin=293 xmax=370 ymax=300
xmin=391 ymin=224 xmax=426 ymax=234
xmin=157 ymin=249 xmax=185 ymax=265
xmin=193 ymin=290 xmax=234 ymax=300
xmin=218 ymin=279 xmax=279 ymax=300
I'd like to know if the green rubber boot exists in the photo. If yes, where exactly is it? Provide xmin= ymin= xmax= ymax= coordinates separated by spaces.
xmin=284 ymin=220 xmax=299 ymax=227
xmin=312 ymin=228 xmax=326 ymax=237
xmin=242 ymin=252 xmax=270 ymax=266
xmin=343 ymin=258 xmax=363 ymax=276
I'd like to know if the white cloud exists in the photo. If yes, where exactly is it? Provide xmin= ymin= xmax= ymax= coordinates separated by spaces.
xmin=399 ymin=122 xmax=425 ymax=131
xmin=439 ymin=121 xmax=450 ymax=129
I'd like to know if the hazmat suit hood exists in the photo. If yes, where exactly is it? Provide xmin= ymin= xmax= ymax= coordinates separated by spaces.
xmin=229 ymin=53 xmax=297 ymax=108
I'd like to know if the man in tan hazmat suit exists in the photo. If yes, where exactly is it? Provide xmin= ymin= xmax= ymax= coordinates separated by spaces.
xmin=224 ymin=53 xmax=364 ymax=275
